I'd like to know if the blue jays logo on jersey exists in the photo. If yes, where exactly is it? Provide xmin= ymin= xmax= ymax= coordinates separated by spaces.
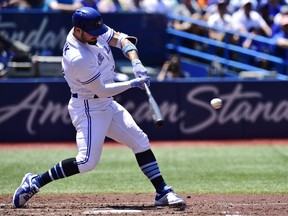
xmin=104 ymin=45 xmax=111 ymax=54
xmin=97 ymin=53 xmax=104 ymax=66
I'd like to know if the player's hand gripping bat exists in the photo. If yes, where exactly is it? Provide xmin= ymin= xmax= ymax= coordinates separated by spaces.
xmin=143 ymin=83 xmax=165 ymax=128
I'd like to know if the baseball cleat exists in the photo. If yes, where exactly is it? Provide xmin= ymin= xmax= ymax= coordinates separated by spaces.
xmin=154 ymin=186 xmax=186 ymax=206
xmin=13 ymin=173 xmax=39 ymax=208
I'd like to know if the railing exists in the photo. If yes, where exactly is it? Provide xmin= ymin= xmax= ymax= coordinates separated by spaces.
xmin=166 ymin=14 xmax=288 ymax=80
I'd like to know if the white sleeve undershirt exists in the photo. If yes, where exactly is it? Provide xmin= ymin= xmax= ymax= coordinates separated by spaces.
xmin=85 ymin=77 xmax=132 ymax=98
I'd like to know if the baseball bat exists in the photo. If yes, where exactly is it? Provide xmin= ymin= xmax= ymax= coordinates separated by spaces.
xmin=143 ymin=83 xmax=165 ymax=128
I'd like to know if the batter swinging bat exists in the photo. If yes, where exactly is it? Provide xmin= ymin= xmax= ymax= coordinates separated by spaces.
xmin=143 ymin=83 xmax=165 ymax=128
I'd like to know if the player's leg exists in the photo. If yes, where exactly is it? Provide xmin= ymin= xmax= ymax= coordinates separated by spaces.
xmin=106 ymin=101 xmax=186 ymax=206
xmin=13 ymin=100 xmax=112 ymax=208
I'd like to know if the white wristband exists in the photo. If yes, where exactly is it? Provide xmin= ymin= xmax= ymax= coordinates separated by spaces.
xmin=132 ymin=59 xmax=141 ymax=67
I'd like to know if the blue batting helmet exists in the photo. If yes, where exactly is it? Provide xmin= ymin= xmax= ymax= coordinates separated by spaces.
xmin=72 ymin=7 xmax=108 ymax=36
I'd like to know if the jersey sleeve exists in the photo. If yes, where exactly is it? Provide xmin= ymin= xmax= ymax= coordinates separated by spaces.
xmin=99 ymin=25 xmax=114 ymax=43
xmin=72 ymin=53 xmax=132 ymax=98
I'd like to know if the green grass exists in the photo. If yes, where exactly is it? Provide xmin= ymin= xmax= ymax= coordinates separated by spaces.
xmin=1 ymin=145 xmax=288 ymax=195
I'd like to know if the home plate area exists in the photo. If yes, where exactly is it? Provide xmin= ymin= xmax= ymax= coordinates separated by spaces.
xmin=82 ymin=204 xmax=186 ymax=215
xmin=83 ymin=209 xmax=143 ymax=214
xmin=1 ymin=194 xmax=288 ymax=215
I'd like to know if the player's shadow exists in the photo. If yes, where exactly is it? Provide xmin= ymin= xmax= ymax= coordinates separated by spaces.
xmin=105 ymin=204 xmax=186 ymax=211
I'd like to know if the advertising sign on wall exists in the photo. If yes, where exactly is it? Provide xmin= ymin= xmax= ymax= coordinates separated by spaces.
xmin=1 ymin=78 xmax=288 ymax=142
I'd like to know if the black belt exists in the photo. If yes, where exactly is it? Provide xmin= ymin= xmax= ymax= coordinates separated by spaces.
xmin=72 ymin=93 xmax=99 ymax=99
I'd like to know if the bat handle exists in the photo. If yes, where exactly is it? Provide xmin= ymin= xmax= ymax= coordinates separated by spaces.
xmin=143 ymin=83 xmax=150 ymax=94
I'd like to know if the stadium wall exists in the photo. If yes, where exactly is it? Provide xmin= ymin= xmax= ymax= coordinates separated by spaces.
xmin=1 ymin=78 xmax=288 ymax=142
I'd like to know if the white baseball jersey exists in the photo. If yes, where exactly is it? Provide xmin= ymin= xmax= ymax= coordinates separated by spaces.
xmin=62 ymin=25 xmax=115 ymax=99
xmin=62 ymin=26 xmax=150 ymax=173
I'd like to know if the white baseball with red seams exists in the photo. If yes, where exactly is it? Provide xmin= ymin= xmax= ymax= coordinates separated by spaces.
xmin=210 ymin=98 xmax=222 ymax=109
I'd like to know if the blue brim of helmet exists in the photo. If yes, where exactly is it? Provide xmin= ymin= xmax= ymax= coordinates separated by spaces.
xmin=86 ymin=24 xmax=108 ymax=36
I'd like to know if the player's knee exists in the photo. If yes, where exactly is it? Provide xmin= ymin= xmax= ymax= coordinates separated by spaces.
xmin=78 ymin=159 xmax=99 ymax=173
xmin=76 ymin=151 xmax=100 ymax=173
xmin=132 ymin=135 xmax=150 ymax=154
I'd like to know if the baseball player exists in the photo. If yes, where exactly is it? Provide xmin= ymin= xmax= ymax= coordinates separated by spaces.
xmin=13 ymin=7 xmax=186 ymax=208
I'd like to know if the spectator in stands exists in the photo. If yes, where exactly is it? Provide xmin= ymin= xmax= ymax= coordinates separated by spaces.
xmin=137 ymin=0 xmax=171 ymax=14
xmin=80 ymin=0 xmax=130 ymax=13
xmin=105 ymin=0 xmax=141 ymax=12
xmin=78 ymin=0 xmax=100 ymax=10
xmin=95 ymin=0 xmax=144 ymax=13
xmin=96 ymin=0 xmax=126 ymax=12
xmin=207 ymin=0 xmax=238 ymax=58
xmin=231 ymin=0 xmax=273 ymax=69
xmin=125 ymin=0 xmax=141 ymax=11
xmin=274 ymin=4 xmax=288 ymax=26
xmin=270 ymin=15 xmax=288 ymax=72
xmin=44 ymin=0 xmax=80 ymax=11
xmin=204 ymin=0 xmax=234 ymax=21
xmin=270 ymin=5 xmax=288 ymax=46
xmin=116 ymin=0 xmax=140 ymax=12
xmin=122 ymin=0 xmax=178 ymax=13
xmin=162 ymin=0 xmax=179 ymax=12
xmin=262 ymin=0 xmax=282 ymax=17
xmin=231 ymin=0 xmax=272 ymax=69
xmin=157 ymin=54 xmax=186 ymax=81
xmin=172 ymin=0 xmax=205 ymax=50
xmin=229 ymin=0 xmax=257 ymax=12
xmin=258 ymin=1 xmax=274 ymax=28
xmin=0 ymin=0 xmax=31 ymax=9
xmin=45 ymin=0 xmax=104 ymax=12
xmin=198 ymin=0 xmax=208 ymax=11
xmin=46 ymin=0 xmax=127 ymax=12
xmin=24 ymin=0 xmax=45 ymax=8
xmin=231 ymin=0 xmax=272 ymax=47
xmin=172 ymin=0 xmax=203 ymax=32
xmin=207 ymin=0 xmax=233 ymax=43
xmin=259 ymin=0 xmax=285 ymax=38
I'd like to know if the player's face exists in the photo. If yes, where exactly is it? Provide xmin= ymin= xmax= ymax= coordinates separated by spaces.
xmin=80 ymin=30 xmax=99 ymax=45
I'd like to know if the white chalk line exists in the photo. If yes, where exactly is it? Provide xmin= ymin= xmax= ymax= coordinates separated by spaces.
xmin=219 ymin=202 xmax=288 ymax=206
xmin=83 ymin=209 xmax=142 ymax=214
xmin=0 ymin=203 xmax=143 ymax=215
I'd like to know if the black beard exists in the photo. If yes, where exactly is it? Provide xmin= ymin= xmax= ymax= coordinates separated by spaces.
xmin=88 ymin=40 xmax=97 ymax=45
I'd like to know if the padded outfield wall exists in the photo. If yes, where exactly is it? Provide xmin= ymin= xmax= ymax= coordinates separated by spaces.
xmin=1 ymin=78 xmax=288 ymax=142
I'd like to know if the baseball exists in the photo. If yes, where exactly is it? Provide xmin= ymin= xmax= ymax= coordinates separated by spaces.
xmin=210 ymin=98 xmax=222 ymax=109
